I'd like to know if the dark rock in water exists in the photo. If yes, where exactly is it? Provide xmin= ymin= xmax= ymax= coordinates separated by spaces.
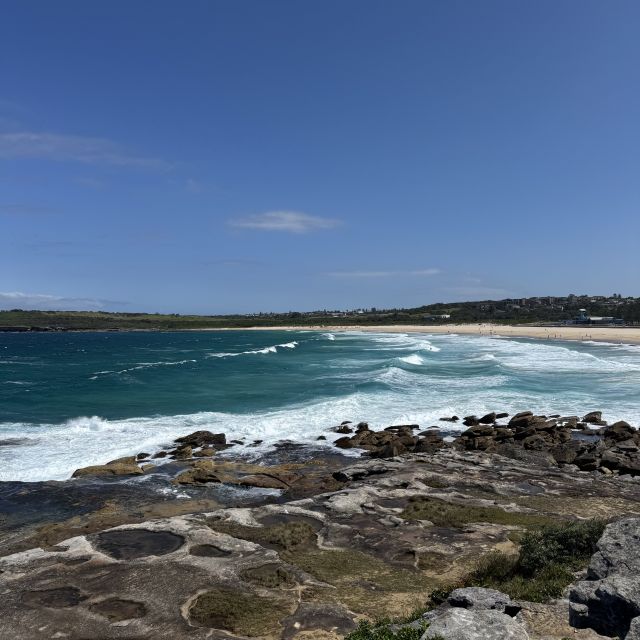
xmin=333 ymin=424 xmax=353 ymax=434
xmin=175 ymin=430 xmax=226 ymax=448
xmin=496 ymin=412 xmax=509 ymax=419
xmin=136 ymin=452 xmax=150 ymax=460
xmin=463 ymin=415 xmax=479 ymax=427
xmin=384 ymin=424 xmax=420 ymax=432
xmin=583 ymin=411 xmax=603 ymax=424
xmin=316 ymin=435 xmax=326 ymax=441
xmin=333 ymin=436 xmax=355 ymax=449
xmin=152 ymin=450 xmax=168 ymax=458
xmin=94 ymin=528 xmax=185 ymax=560
xmin=340 ymin=420 xmax=352 ymax=425
xmin=172 ymin=445 xmax=193 ymax=460
xmin=440 ymin=416 xmax=459 ymax=422
xmin=355 ymin=421 xmax=369 ymax=432
xmin=570 ymin=518 xmax=640 ymax=638
xmin=479 ymin=412 xmax=497 ymax=424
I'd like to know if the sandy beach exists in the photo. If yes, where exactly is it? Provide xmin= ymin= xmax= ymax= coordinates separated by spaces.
xmin=238 ymin=324 xmax=640 ymax=345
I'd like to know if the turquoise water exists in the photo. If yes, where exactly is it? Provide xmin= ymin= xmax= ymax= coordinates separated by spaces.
xmin=1 ymin=329 xmax=639 ymax=481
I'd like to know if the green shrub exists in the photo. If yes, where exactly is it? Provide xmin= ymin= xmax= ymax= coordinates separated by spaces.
xmin=518 ymin=519 xmax=606 ymax=576
xmin=345 ymin=620 xmax=433 ymax=640
xmin=429 ymin=518 xmax=606 ymax=604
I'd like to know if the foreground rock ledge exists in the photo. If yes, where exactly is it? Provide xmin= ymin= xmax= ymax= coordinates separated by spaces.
xmin=1 ymin=447 xmax=638 ymax=640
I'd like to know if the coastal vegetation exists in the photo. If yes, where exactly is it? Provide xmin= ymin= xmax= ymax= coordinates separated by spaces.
xmin=1 ymin=293 xmax=640 ymax=330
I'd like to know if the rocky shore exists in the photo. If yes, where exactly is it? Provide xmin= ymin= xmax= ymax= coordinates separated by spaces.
xmin=1 ymin=409 xmax=640 ymax=639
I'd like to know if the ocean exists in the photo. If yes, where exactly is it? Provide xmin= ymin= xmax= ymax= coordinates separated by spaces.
xmin=1 ymin=329 xmax=639 ymax=482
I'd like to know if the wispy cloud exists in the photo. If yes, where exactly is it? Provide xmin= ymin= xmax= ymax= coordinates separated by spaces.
xmin=229 ymin=211 xmax=341 ymax=234
xmin=0 ymin=131 xmax=169 ymax=170
xmin=0 ymin=291 xmax=125 ymax=311
xmin=328 ymin=268 xmax=441 ymax=278
xmin=0 ymin=203 xmax=55 ymax=216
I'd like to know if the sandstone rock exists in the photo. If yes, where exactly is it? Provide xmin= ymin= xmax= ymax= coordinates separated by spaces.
xmin=447 ymin=587 xmax=513 ymax=613
xmin=238 ymin=474 xmax=289 ymax=490
xmin=174 ymin=430 xmax=226 ymax=448
xmin=172 ymin=460 xmax=220 ymax=485
xmin=422 ymin=608 xmax=529 ymax=640
xmin=72 ymin=461 xmax=143 ymax=478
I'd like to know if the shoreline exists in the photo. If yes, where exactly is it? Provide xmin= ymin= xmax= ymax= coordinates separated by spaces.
xmin=223 ymin=323 xmax=640 ymax=345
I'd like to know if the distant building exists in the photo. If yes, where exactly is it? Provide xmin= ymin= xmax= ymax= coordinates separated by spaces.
xmin=572 ymin=309 xmax=624 ymax=325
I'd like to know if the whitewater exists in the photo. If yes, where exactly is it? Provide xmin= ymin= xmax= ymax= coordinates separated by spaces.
xmin=1 ymin=329 xmax=640 ymax=481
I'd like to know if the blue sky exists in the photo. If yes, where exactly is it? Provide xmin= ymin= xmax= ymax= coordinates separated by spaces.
xmin=1 ymin=0 xmax=639 ymax=313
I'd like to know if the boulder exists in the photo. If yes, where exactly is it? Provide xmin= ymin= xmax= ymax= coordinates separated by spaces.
xmin=172 ymin=460 xmax=221 ymax=485
xmin=333 ymin=425 xmax=353 ymax=434
xmin=72 ymin=460 xmax=142 ymax=478
xmin=570 ymin=518 xmax=640 ymax=638
xmin=447 ymin=587 xmax=512 ymax=613
xmin=422 ymin=608 xmax=529 ymax=640
xmin=583 ymin=411 xmax=603 ymax=424
xmin=174 ymin=431 xmax=226 ymax=448
xmin=478 ymin=412 xmax=497 ymax=424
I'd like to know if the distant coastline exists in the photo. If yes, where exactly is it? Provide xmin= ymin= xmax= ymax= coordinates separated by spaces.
xmin=2 ymin=320 xmax=640 ymax=345
xmin=227 ymin=323 xmax=640 ymax=345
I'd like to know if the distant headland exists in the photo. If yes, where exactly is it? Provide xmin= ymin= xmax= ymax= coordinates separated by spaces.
xmin=1 ymin=293 xmax=639 ymax=335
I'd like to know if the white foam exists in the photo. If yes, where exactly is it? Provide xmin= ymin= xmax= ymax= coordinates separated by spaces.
xmin=399 ymin=354 xmax=424 ymax=365
xmin=207 ymin=341 xmax=298 ymax=358
xmin=90 ymin=360 xmax=197 ymax=378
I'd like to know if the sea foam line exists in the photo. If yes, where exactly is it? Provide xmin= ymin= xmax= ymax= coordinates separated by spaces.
xmin=207 ymin=341 xmax=299 ymax=358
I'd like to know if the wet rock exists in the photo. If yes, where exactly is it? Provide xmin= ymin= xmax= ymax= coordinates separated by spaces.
xmin=136 ymin=452 xmax=150 ymax=460
xmin=71 ymin=459 xmax=142 ymax=478
xmin=175 ymin=430 xmax=226 ymax=448
xmin=172 ymin=459 xmax=221 ymax=485
xmin=333 ymin=424 xmax=353 ymax=434
xmin=88 ymin=597 xmax=147 ymax=621
xmin=152 ymin=450 xmax=168 ymax=458
xmin=440 ymin=416 xmax=459 ymax=422
xmin=238 ymin=474 xmax=289 ymax=490
xmin=479 ymin=412 xmax=497 ymax=424
xmin=94 ymin=528 xmax=185 ymax=559
xmin=583 ymin=411 xmax=603 ymax=424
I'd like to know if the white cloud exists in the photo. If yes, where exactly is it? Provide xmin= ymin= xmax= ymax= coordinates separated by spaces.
xmin=229 ymin=211 xmax=341 ymax=234
xmin=328 ymin=268 xmax=441 ymax=278
xmin=0 ymin=131 xmax=169 ymax=170
xmin=0 ymin=291 xmax=121 ymax=311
